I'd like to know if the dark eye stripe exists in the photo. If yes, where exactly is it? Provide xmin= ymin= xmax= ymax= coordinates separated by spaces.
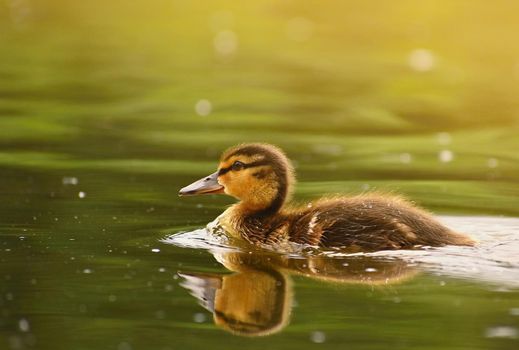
xmin=217 ymin=160 xmax=269 ymax=176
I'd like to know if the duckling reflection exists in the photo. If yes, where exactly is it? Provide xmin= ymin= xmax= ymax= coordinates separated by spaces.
xmin=179 ymin=251 xmax=416 ymax=337
xmin=179 ymin=262 xmax=291 ymax=337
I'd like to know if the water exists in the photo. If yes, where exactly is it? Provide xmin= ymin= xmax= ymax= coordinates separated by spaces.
xmin=167 ymin=217 xmax=519 ymax=342
xmin=167 ymin=216 xmax=519 ymax=288
xmin=1 ymin=1 xmax=519 ymax=349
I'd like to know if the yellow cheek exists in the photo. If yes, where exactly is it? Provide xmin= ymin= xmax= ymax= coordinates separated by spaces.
xmin=218 ymin=175 xmax=230 ymax=189
xmin=220 ymin=172 xmax=256 ymax=199
xmin=218 ymin=174 xmax=228 ymax=186
xmin=219 ymin=173 xmax=239 ymax=197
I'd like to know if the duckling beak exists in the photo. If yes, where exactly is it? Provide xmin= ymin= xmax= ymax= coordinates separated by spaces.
xmin=179 ymin=171 xmax=224 ymax=196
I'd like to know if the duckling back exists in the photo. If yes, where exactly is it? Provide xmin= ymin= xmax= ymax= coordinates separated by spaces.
xmin=288 ymin=195 xmax=475 ymax=250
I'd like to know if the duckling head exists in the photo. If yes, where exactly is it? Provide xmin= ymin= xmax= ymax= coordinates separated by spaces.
xmin=179 ymin=143 xmax=295 ymax=214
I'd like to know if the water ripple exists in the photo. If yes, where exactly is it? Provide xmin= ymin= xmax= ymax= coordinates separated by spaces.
xmin=163 ymin=216 xmax=519 ymax=288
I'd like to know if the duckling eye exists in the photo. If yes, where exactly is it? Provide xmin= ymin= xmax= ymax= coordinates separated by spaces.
xmin=231 ymin=161 xmax=245 ymax=171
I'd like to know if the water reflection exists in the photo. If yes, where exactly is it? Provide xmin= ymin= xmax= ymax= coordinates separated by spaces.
xmin=179 ymin=258 xmax=292 ymax=336
xmin=179 ymin=251 xmax=416 ymax=336
xmin=167 ymin=215 xmax=519 ymax=337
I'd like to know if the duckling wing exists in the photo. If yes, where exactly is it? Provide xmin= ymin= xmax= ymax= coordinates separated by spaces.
xmin=290 ymin=197 xmax=466 ymax=250
xmin=292 ymin=207 xmax=412 ymax=250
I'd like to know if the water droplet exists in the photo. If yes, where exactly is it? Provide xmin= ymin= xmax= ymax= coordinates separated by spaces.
xmin=83 ymin=269 xmax=92 ymax=274
xmin=18 ymin=318 xmax=29 ymax=332
xmin=213 ymin=30 xmax=238 ymax=57
xmin=195 ymin=99 xmax=212 ymax=116
xmin=193 ymin=312 xmax=206 ymax=323
xmin=151 ymin=248 xmax=160 ymax=253
xmin=399 ymin=153 xmax=412 ymax=164
xmin=310 ymin=331 xmax=326 ymax=343
xmin=78 ymin=191 xmax=86 ymax=199
xmin=62 ymin=177 xmax=78 ymax=185
xmin=439 ymin=150 xmax=454 ymax=163
xmin=408 ymin=49 xmax=436 ymax=72
xmin=158 ymin=267 xmax=166 ymax=272
xmin=485 ymin=326 xmax=518 ymax=339
xmin=487 ymin=158 xmax=499 ymax=168
xmin=8 ymin=335 xmax=23 ymax=349
xmin=365 ymin=268 xmax=377 ymax=272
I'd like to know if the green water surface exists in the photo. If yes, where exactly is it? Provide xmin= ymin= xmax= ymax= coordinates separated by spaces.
xmin=1 ymin=1 xmax=518 ymax=349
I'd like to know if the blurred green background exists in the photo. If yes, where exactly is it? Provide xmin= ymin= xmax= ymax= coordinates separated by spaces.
xmin=1 ymin=0 xmax=519 ymax=214
xmin=1 ymin=1 xmax=519 ymax=349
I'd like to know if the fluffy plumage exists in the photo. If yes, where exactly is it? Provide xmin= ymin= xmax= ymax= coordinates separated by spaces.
xmin=180 ymin=143 xmax=475 ymax=250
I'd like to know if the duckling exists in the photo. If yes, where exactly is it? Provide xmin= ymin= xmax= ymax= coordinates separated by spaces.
xmin=179 ymin=143 xmax=475 ymax=250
